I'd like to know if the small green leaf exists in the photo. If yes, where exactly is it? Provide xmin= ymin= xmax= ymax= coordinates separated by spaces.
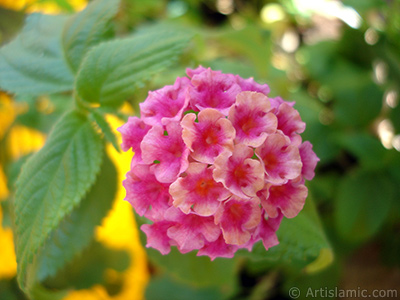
xmin=62 ymin=0 xmax=120 ymax=73
xmin=334 ymin=170 xmax=395 ymax=242
xmin=34 ymin=152 xmax=117 ymax=282
xmin=90 ymin=110 xmax=120 ymax=152
xmin=75 ymin=24 xmax=192 ymax=106
xmin=14 ymin=110 xmax=103 ymax=290
xmin=0 ymin=14 xmax=74 ymax=95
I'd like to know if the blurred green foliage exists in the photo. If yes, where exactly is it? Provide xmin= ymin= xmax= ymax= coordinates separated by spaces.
xmin=1 ymin=0 xmax=399 ymax=299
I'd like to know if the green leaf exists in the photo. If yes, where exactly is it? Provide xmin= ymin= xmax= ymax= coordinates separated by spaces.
xmin=146 ymin=247 xmax=237 ymax=291
xmin=146 ymin=275 xmax=224 ymax=300
xmin=62 ymin=0 xmax=120 ymax=73
xmin=34 ymin=152 xmax=117 ymax=282
xmin=14 ymin=110 xmax=103 ymax=290
xmin=43 ymin=241 xmax=130 ymax=291
xmin=0 ymin=14 xmax=74 ymax=95
xmin=334 ymin=170 xmax=396 ymax=242
xmin=333 ymin=132 xmax=388 ymax=170
xmin=246 ymin=195 xmax=331 ymax=268
xmin=75 ymin=24 xmax=192 ymax=106
xmin=215 ymin=25 xmax=272 ymax=78
xmin=27 ymin=283 xmax=68 ymax=300
xmin=90 ymin=110 xmax=120 ymax=152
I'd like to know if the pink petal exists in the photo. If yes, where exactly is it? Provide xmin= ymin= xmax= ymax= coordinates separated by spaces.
xmin=197 ymin=234 xmax=238 ymax=260
xmin=169 ymin=163 xmax=231 ymax=216
xmin=181 ymin=108 xmax=235 ymax=164
xmin=141 ymin=221 xmax=175 ymax=255
xmin=299 ymin=141 xmax=319 ymax=181
xmin=140 ymin=77 xmax=190 ymax=126
xmin=141 ymin=121 xmax=189 ymax=183
xmin=228 ymin=91 xmax=277 ymax=147
xmin=165 ymin=207 xmax=221 ymax=252
xmin=188 ymin=68 xmax=241 ymax=114
xmin=255 ymin=132 xmax=302 ymax=185
xmin=214 ymin=196 xmax=261 ymax=245
xmin=214 ymin=144 xmax=265 ymax=198
xmin=118 ymin=116 xmax=151 ymax=153
xmin=276 ymin=102 xmax=305 ymax=140
xmin=186 ymin=65 xmax=208 ymax=78
xmin=124 ymin=164 xmax=171 ymax=221
xmin=260 ymin=181 xmax=307 ymax=218
xmin=269 ymin=96 xmax=295 ymax=112
xmin=253 ymin=210 xmax=283 ymax=250
xmin=235 ymin=75 xmax=270 ymax=95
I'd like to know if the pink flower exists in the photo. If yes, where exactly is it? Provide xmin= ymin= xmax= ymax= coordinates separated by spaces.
xmin=188 ymin=67 xmax=241 ymax=114
xmin=186 ymin=65 xmax=207 ymax=78
xmin=169 ymin=163 xmax=231 ymax=216
xmin=214 ymin=196 xmax=261 ymax=245
xmin=255 ymin=132 xmax=302 ymax=184
xmin=252 ymin=211 xmax=283 ymax=250
xmin=269 ymin=96 xmax=295 ymax=111
xmin=214 ymin=144 xmax=265 ymax=198
xmin=228 ymin=91 xmax=277 ymax=147
xmin=141 ymin=121 xmax=189 ymax=183
xmin=259 ymin=181 xmax=308 ymax=218
xmin=299 ymin=141 xmax=319 ymax=180
xmin=123 ymin=164 xmax=170 ymax=221
xmin=140 ymin=77 xmax=190 ymax=126
xmin=235 ymin=75 xmax=270 ymax=95
xmin=197 ymin=234 xmax=238 ymax=260
xmin=165 ymin=207 xmax=221 ymax=252
xmin=121 ymin=66 xmax=318 ymax=260
xmin=181 ymin=108 xmax=235 ymax=164
xmin=141 ymin=221 xmax=175 ymax=255
xmin=276 ymin=102 xmax=305 ymax=142
xmin=118 ymin=116 xmax=151 ymax=153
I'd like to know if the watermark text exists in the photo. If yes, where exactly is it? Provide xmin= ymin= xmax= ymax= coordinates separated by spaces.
xmin=288 ymin=287 xmax=398 ymax=299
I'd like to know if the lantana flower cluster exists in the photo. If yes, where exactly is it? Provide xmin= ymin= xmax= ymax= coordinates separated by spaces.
xmin=119 ymin=66 xmax=319 ymax=260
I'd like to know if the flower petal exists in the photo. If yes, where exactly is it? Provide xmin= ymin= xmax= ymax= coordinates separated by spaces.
xmin=214 ymin=196 xmax=261 ymax=245
xmin=188 ymin=68 xmax=241 ymax=114
xmin=214 ymin=144 xmax=264 ymax=198
xmin=255 ymin=132 xmax=302 ymax=184
xmin=140 ymin=77 xmax=190 ymax=126
xmin=123 ymin=164 xmax=170 ymax=221
xmin=260 ymin=181 xmax=307 ymax=218
xmin=165 ymin=207 xmax=221 ymax=252
xmin=141 ymin=121 xmax=189 ymax=183
xmin=276 ymin=102 xmax=305 ymax=140
xmin=169 ymin=162 xmax=230 ymax=216
xmin=181 ymin=108 xmax=235 ymax=164
xmin=229 ymin=91 xmax=277 ymax=147
xmin=235 ymin=76 xmax=270 ymax=95
xmin=141 ymin=221 xmax=175 ymax=255
xmin=299 ymin=141 xmax=319 ymax=181
xmin=197 ymin=234 xmax=238 ymax=260
xmin=118 ymin=116 xmax=151 ymax=153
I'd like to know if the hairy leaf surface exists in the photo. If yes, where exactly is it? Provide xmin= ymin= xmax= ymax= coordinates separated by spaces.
xmin=35 ymin=153 xmax=117 ymax=282
xmin=76 ymin=25 xmax=192 ymax=106
xmin=62 ymin=0 xmax=120 ymax=73
xmin=0 ymin=14 xmax=74 ymax=95
xmin=14 ymin=110 xmax=103 ymax=289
